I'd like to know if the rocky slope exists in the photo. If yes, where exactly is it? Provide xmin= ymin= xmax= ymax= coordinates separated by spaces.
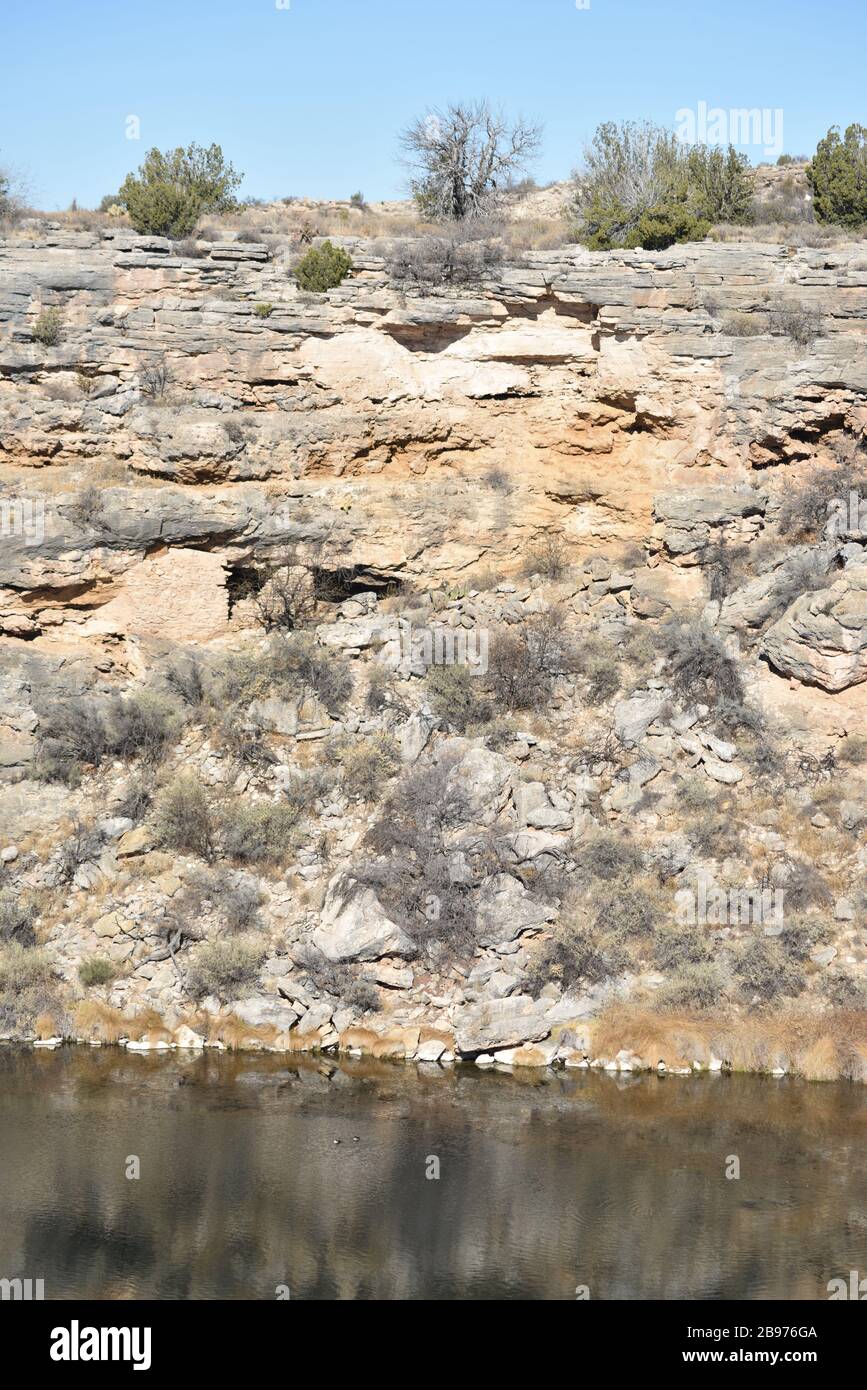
xmin=1 ymin=221 xmax=866 ymax=1078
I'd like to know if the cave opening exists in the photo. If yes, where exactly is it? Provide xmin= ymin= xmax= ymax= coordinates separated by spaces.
xmin=312 ymin=564 xmax=408 ymax=603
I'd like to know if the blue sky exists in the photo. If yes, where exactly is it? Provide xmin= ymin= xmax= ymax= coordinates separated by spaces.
xmin=2 ymin=0 xmax=864 ymax=208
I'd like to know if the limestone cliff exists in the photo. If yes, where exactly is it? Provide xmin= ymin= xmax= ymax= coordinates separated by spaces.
xmin=1 ymin=223 xmax=865 ymax=1078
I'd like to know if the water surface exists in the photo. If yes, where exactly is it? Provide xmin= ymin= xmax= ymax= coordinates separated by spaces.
xmin=1 ymin=1047 xmax=864 ymax=1299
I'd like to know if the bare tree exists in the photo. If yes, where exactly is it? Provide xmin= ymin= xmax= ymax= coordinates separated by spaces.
xmin=400 ymin=100 xmax=542 ymax=221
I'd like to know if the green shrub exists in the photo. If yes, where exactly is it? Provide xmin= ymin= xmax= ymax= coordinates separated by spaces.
xmin=806 ymin=124 xmax=867 ymax=226
xmin=153 ymin=774 xmax=215 ymax=858
xmin=574 ymin=121 xmax=707 ymax=250
xmin=573 ymin=122 xmax=753 ymax=249
xmin=32 ymin=308 xmax=62 ymax=345
xmin=293 ymin=240 xmax=352 ymax=292
xmin=219 ymin=800 xmax=298 ymax=864
xmin=686 ymin=145 xmax=754 ymax=223
xmin=254 ymin=302 xmax=274 ymax=317
xmin=187 ymin=938 xmax=264 ymax=1002
xmin=78 ymin=956 xmax=118 ymax=988
xmin=119 ymin=143 xmax=242 ymax=237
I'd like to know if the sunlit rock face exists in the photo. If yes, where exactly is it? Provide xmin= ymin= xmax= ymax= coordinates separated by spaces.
xmin=1 ymin=222 xmax=867 ymax=1065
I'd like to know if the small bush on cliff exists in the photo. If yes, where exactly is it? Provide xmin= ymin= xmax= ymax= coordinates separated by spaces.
xmin=575 ymin=829 xmax=644 ymax=882
xmin=0 ymin=945 xmax=60 ymax=1033
xmin=778 ymin=461 xmax=867 ymax=540
xmin=337 ymin=734 xmax=401 ymax=802
xmin=662 ymin=620 xmax=743 ymax=706
xmin=107 ymin=691 xmax=183 ymax=765
xmin=36 ymin=699 xmax=109 ymax=784
xmin=78 ymin=956 xmax=118 ymax=988
xmin=767 ymin=301 xmax=823 ymax=345
xmin=806 ymin=124 xmax=867 ymax=226
xmin=426 ymin=664 xmax=491 ymax=732
xmin=656 ymin=961 xmax=726 ymax=1012
xmin=293 ymin=241 xmax=352 ymax=292
xmin=154 ymin=774 xmax=215 ymax=859
xmin=119 ymin=143 xmax=242 ymax=237
xmin=0 ymin=894 xmax=37 ymax=948
xmin=219 ymin=800 xmax=298 ymax=865
xmin=386 ymin=232 xmax=503 ymax=287
xmin=526 ymin=922 xmax=630 ymax=996
xmin=486 ymin=611 xmax=577 ymax=711
xmin=653 ymin=923 xmax=712 ymax=972
xmin=523 ymin=533 xmax=568 ymax=580
xmin=734 ymin=938 xmax=805 ymax=1003
xmin=0 ymin=944 xmax=55 ymax=994
xmin=721 ymin=311 xmax=764 ymax=337
xmin=32 ymin=307 xmax=63 ymax=345
xmin=187 ymin=938 xmax=264 ymax=1002
xmin=361 ymin=754 xmax=478 ymax=959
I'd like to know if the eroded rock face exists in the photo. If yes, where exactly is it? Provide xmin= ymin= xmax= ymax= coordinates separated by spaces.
xmin=760 ymin=563 xmax=867 ymax=691
xmin=2 ymin=224 xmax=867 ymax=1070
xmin=84 ymin=547 xmax=230 ymax=642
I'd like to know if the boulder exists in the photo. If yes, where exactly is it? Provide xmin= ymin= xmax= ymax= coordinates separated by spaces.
xmin=312 ymin=872 xmax=415 ymax=961
xmin=444 ymin=743 xmax=513 ymax=824
xmin=474 ymin=872 xmax=556 ymax=947
xmin=760 ymin=563 xmax=867 ymax=691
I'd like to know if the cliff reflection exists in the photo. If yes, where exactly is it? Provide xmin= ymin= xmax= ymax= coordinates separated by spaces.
xmin=0 ymin=1048 xmax=864 ymax=1300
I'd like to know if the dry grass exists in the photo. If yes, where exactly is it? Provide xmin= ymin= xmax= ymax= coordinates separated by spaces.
xmin=72 ymin=1000 xmax=172 ymax=1044
xmin=72 ymin=999 xmax=128 ymax=1043
xmin=203 ymin=1013 xmax=278 ymax=1050
xmin=590 ymin=1002 xmax=867 ymax=1081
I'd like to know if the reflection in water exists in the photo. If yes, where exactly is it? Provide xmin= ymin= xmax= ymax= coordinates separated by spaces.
xmin=0 ymin=1047 xmax=864 ymax=1300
